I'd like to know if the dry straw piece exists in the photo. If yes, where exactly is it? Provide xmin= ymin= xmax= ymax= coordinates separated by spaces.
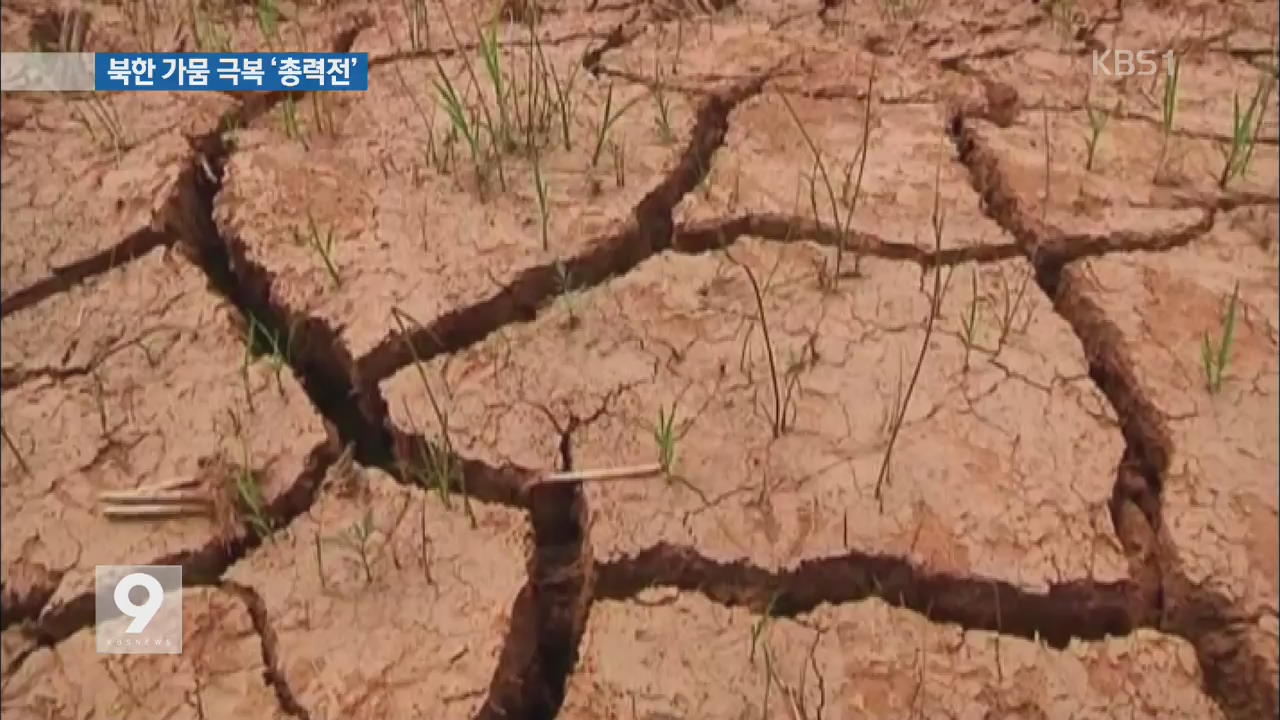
xmin=98 ymin=477 xmax=212 ymax=520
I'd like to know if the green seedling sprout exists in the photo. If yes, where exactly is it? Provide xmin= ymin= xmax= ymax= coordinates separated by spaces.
xmin=403 ymin=0 xmax=428 ymax=52
xmin=879 ymin=0 xmax=935 ymax=22
xmin=477 ymin=19 xmax=513 ymax=153
xmin=533 ymin=148 xmax=550 ymax=251
xmin=779 ymin=60 xmax=874 ymax=287
xmin=71 ymin=94 xmax=128 ymax=155
xmin=326 ymin=509 xmax=376 ymax=584
xmin=189 ymin=0 xmax=231 ymax=52
xmin=233 ymin=465 xmax=272 ymax=539
xmin=2 ymin=423 xmax=31 ymax=477
xmin=1155 ymin=56 xmax=1181 ymax=179
xmin=256 ymin=0 xmax=279 ymax=48
xmin=246 ymin=313 xmax=292 ymax=395
xmin=730 ymin=253 xmax=786 ymax=438
xmin=611 ymin=141 xmax=626 ymax=188
xmin=390 ymin=308 xmax=477 ymax=527
xmin=293 ymin=212 xmax=341 ymax=287
xmin=652 ymin=47 xmax=675 ymax=143
xmin=591 ymin=82 xmax=643 ymax=168
xmin=433 ymin=59 xmax=487 ymax=193
xmin=226 ymin=410 xmax=272 ymax=539
xmin=1083 ymin=99 xmax=1114 ymax=172
xmin=1218 ymin=77 xmax=1272 ymax=188
xmin=544 ymin=48 xmax=580 ymax=151
xmin=310 ymin=92 xmax=339 ymax=139
xmin=1201 ymin=282 xmax=1240 ymax=395
xmin=280 ymin=95 xmax=304 ymax=145
xmin=654 ymin=403 xmax=678 ymax=475
xmin=314 ymin=530 xmax=327 ymax=589
xmin=993 ymin=265 xmax=1033 ymax=355
xmin=440 ymin=4 xmax=506 ymax=190
xmin=875 ymin=163 xmax=946 ymax=511
xmin=959 ymin=267 xmax=980 ymax=372
xmin=749 ymin=591 xmax=782 ymax=665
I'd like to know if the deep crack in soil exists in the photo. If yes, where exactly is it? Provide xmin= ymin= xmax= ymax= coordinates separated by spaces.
xmin=357 ymin=70 xmax=776 ymax=387
xmin=595 ymin=541 xmax=1142 ymax=649
xmin=3 ymin=4 xmax=1277 ymax=718
xmin=221 ymin=580 xmax=311 ymax=720
xmin=948 ymin=104 xmax=1277 ymax=720
xmin=171 ymin=39 xmax=778 ymax=720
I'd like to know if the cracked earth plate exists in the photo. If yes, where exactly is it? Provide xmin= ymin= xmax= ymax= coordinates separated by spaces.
xmin=1057 ymin=205 xmax=1280 ymax=714
xmin=0 ymin=247 xmax=331 ymax=624
xmin=213 ymin=43 xmax=698 ymax=370
xmin=560 ymin=591 xmax=1223 ymax=719
xmin=384 ymin=239 xmax=1130 ymax=596
xmin=1 ymin=587 xmax=287 ymax=720
xmin=223 ymin=463 xmax=528 ymax=720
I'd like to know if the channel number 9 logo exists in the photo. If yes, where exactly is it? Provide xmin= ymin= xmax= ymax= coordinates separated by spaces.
xmin=114 ymin=572 xmax=165 ymax=633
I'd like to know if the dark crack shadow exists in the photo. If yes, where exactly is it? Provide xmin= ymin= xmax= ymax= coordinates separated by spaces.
xmin=948 ymin=102 xmax=1278 ymax=720
xmin=595 ymin=542 xmax=1144 ymax=649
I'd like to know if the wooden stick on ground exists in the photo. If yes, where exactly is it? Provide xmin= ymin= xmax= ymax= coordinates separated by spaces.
xmin=99 ymin=476 xmax=211 ymax=520
xmin=539 ymin=462 xmax=663 ymax=485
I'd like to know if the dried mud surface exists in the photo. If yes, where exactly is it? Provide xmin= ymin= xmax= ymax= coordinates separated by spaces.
xmin=2 ymin=1 xmax=1277 ymax=719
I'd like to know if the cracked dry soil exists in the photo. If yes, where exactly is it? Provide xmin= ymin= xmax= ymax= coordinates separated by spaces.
xmin=1 ymin=1 xmax=1277 ymax=719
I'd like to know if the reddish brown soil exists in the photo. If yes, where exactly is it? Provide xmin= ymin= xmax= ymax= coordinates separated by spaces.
xmin=2 ymin=1 xmax=1277 ymax=719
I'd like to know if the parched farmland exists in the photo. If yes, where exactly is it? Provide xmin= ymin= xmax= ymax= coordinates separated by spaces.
xmin=1 ymin=1 xmax=1277 ymax=718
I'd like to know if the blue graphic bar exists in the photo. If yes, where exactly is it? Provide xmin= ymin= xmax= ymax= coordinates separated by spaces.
xmin=93 ymin=53 xmax=368 ymax=91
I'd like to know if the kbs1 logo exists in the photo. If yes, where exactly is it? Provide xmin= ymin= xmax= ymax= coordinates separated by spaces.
xmin=94 ymin=565 xmax=183 ymax=654
xmin=1092 ymin=49 xmax=1177 ymax=77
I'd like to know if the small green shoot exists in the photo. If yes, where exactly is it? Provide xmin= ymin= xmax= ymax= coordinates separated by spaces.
xmin=403 ymin=0 xmax=428 ymax=52
xmin=433 ymin=60 xmax=487 ymax=193
xmin=232 ymin=465 xmax=272 ymax=539
xmin=992 ymin=265 xmax=1033 ymax=355
xmin=70 ymin=94 xmax=129 ymax=155
xmin=1045 ymin=0 xmax=1078 ymax=40
xmin=226 ymin=410 xmax=272 ymax=540
xmin=546 ymin=53 xmax=580 ymax=151
xmin=875 ymin=162 xmax=946 ymax=511
xmin=40 ymin=7 xmax=92 ymax=52
xmin=326 ymin=509 xmax=377 ymax=584
xmin=188 ymin=0 xmax=231 ymax=52
xmin=651 ymin=48 xmax=675 ymax=144
xmin=293 ymin=212 xmax=341 ymax=287
xmin=256 ymin=0 xmax=279 ymax=48
xmin=242 ymin=312 xmax=291 ymax=399
xmin=477 ymin=19 xmax=513 ymax=153
xmin=280 ymin=95 xmax=304 ymax=146
xmin=314 ymin=531 xmax=327 ymax=589
xmin=1 ymin=423 xmax=31 ymax=477
xmin=591 ymin=82 xmax=643 ymax=168
xmin=878 ymin=0 xmax=935 ymax=22
xmin=654 ymin=403 xmax=678 ymax=475
xmin=1155 ymin=56 xmax=1181 ymax=179
xmin=310 ymin=92 xmax=340 ymax=140
xmin=610 ymin=141 xmax=626 ymax=188
xmin=1201 ymin=282 xmax=1240 ymax=395
xmin=390 ymin=308 xmax=477 ymax=527
xmin=533 ymin=148 xmax=551 ymax=251
xmin=728 ymin=251 xmax=787 ymax=438
xmin=958 ymin=267 xmax=980 ymax=372
xmin=779 ymin=61 xmax=874 ymax=287
xmin=1083 ymin=99 xmax=1114 ymax=172
xmin=1218 ymin=77 xmax=1272 ymax=189
xmin=748 ymin=591 xmax=781 ymax=665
